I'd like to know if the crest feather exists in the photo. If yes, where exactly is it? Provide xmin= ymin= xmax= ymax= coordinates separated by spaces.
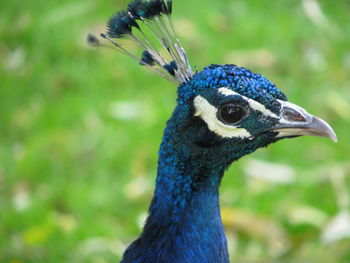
xmin=88 ymin=0 xmax=193 ymax=84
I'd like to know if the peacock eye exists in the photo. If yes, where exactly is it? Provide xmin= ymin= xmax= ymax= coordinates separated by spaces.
xmin=217 ymin=104 xmax=246 ymax=125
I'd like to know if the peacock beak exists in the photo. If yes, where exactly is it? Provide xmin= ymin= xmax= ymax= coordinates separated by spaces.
xmin=270 ymin=100 xmax=337 ymax=142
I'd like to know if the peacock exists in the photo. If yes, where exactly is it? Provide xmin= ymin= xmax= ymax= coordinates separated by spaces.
xmin=88 ymin=1 xmax=337 ymax=262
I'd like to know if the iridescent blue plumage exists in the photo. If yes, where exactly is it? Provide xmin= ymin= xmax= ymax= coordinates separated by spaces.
xmin=88 ymin=1 xmax=337 ymax=262
xmin=163 ymin=61 xmax=178 ymax=76
xmin=140 ymin=50 xmax=156 ymax=65
xmin=128 ymin=0 xmax=172 ymax=19
xmin=179 ymin=64 xmax=287 ymax=109
xmin=107 ymin=11 xmax=140 ymax=38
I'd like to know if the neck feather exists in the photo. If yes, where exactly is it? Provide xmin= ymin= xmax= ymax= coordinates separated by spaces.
xmin=121 ymin=115 xmax=229 ymax=263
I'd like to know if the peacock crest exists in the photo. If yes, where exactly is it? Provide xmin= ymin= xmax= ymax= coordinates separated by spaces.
xmin=88 ymin=0 xmax=193 ymax=84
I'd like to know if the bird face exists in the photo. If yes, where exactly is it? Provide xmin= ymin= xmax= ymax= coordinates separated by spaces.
xmin=178 ymin=64 xmax=336 ymax=165
xmin=193 ymin=86 xmax=336 ymax=142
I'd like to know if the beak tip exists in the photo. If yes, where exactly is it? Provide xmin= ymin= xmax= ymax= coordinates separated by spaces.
xmin=329 ymin=132 xmax=338 ymax=143
xmin=317 ymin=117 xmax=337 ymax=143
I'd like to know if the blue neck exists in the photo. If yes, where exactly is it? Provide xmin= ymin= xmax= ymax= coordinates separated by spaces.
xmin=121 ymin=108 xmax=229 ymax=263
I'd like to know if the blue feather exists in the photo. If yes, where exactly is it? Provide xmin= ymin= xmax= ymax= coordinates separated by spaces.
xmin=163 ymin=61 xmax=178 ymax=76
xmin=107 ymin=11 xmax=139 ymax=38
xmin=140 ymin=50 xmax=156 ymax=66
xmin=87 ymin=33 xmax=100 ymax=46
xmin=128 ymin=0 xmax=171 ymax=20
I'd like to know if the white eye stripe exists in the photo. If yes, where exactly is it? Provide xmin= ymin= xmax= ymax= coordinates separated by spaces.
xmin=193 ymin=95 xmax=252 ymax=139
xmin=218 ymin=88 xmax=278 ymax=118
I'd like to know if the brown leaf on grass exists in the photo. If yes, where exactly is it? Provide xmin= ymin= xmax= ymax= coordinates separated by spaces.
xmin=222 ymin=207 xmax=290 ymax=257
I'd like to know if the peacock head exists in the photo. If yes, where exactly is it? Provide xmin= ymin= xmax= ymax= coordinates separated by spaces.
xmin=171 ymin=64 xmax=337 ymax=166
xmin=88 ymin=0 xmax=336 ymax=166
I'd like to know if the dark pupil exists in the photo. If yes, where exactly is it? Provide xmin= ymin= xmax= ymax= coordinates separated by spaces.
xmin=219 ymin=104 xmax=245 ymax=124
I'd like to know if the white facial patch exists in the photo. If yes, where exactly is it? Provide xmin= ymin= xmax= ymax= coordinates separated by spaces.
xmin=218 ymin=88 xmax=278 ymax=118
xmin=193 ymin=95 xmax=252 ymax=139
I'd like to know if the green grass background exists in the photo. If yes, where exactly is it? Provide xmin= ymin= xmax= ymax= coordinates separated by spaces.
xmin=1 ymin=0 xmax=350 ymax=262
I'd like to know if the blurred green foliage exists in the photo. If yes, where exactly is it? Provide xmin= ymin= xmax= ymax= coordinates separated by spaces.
xmin=1 ymin=0 xmax=350 ymax=262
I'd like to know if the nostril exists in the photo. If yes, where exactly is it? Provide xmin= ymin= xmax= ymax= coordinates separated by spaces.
xmin=282 ymin=107 xmax=307 ymax=122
